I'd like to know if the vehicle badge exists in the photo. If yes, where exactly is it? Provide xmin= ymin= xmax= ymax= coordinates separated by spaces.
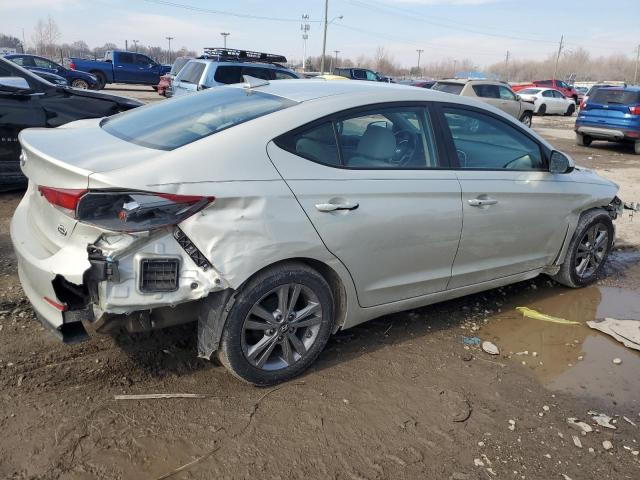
xmin=57 ymin=224 xmax=68 ymax=236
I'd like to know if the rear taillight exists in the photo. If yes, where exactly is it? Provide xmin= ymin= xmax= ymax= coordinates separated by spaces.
xmin=579 ymin=99 xmax=585 ymax=110
xmin=629 ymin=105 xmax=640 ymax=115
xmin=69 ymin=62 xmax=76 ymax=70
xmin=76 ymin=191 xmax=214 ymax=232
xmin=38 ymin=186 xmax=87 ymax=215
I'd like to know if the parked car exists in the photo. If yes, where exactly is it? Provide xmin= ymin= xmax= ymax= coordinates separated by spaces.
xmin=157 ymin=56 xmax=192 ymax=97
xmin=69 ymin=51 xmax=171 ymax=89
xmin=575 ymin=86 xmax=640 ymax=154
xmin=172 ymin=48 xmax=298 ymax=97
xmin=575 ymin=86 xmax=588 ymax=104
xmin=10 ymin=79 xmax=621 ymax=385
xmin=333 ymin=67 xmax=388 ymax=82
xmin=432 ymin=79 xmax=534 ymax=126
xmin=516 ymin=88 xmax=576 ymax=116
xmin=579 ymin=82 xmax=626 ymax=110
xmin=400 ymin=80 xmax=436 ymax=89
xmin=4 ymin=53 xmax=99 ymax=89
xmin=512 ymin=79 xmax=579 ymax=103
xmin=0 ymin=57 xmax=142 ymax=191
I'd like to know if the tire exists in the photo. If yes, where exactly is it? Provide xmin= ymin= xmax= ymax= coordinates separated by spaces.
xmin=217 ymin=262 xmax=335 ymax=386
xmin=71 ymin=79 xmax=89 ymax=89
xmin=92 ymin=71 xmax=106 ymax=90
xmin=537 ymin=104 xmax=546 ymax=116
xmin=553 ymin=209 xmax=614 ymax=288
xmin=634 ymin=141 xmax=640 ymax=155
xmin=572 ymin=95 xmax=579 ymax=104
xmin=564 ymin=104 xmax=575 ymax=116
xmin=519 ymin=112 xmax=533 ymax=128
xmin=0 ymin=159 xmax=27 ymax=192
xmin=576 ymin=133 xmax=592 ymax=147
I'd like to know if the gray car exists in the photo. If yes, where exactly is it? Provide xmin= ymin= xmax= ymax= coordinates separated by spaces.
xmin=11 ymin=79 xmax=621 ymax=385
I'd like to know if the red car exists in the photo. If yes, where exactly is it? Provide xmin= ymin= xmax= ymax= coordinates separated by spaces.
xmin=512 ymin=79 xmax=578 ymax=103
xmin=155 ymin=56 xmax=192 ymax=97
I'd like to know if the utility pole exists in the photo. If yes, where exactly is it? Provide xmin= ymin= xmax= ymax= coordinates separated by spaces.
xmin=320 ymin=0 xmax=329 ymax=74
xmin=301 ymin=14 xmax=310 ymax=72
xmin=125 ymin=40 xmax=128 ymax=51
xmin=21 ymin=28 xmax=26 ymax=53
xmin=416 ymin=49 xmax=424 ymax=78
xmin=453 ymin=59 xmax=457 ymax=77
xmin=504 ymin=50 xmax=510 ymax=81
xmin=634 ymin=43 xmax=640 ymax=85
xmin=220 ymin=32 xmax=230 ymax=49
xmin=553 ymin=34 xmax=564 ymax=80
xmin=333 ymin=50 xmax=340 ymax=68
xmin=132 ymin=39 xmax=139 ymax=53
xmin=166 ymin=36 xmax=174 ymax=64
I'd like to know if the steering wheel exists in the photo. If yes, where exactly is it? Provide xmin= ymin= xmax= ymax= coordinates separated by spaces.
xmin=390 ymin=130 xmax=417 ymax=166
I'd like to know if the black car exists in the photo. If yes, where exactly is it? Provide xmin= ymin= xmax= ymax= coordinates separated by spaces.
xmin=5 ymin=54 xmax=99 ymax=90
xmin=0 ymin=57 xmax=142 ymax=191
xmin=333 ymin=67 xmax=389 ymax=82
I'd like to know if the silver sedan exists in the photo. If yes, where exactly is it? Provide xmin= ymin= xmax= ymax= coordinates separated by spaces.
xmin=10 ymin=79 xmax=620 ymax=385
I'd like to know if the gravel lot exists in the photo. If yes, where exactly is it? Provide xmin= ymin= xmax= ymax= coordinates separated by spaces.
xmin=1 ymin=86 xmax=639 ymax=479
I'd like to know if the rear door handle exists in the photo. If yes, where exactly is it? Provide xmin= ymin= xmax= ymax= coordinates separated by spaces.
xmin=315 ymin=202 xmax=359 ymax=212
xmin=468 ymin=198 xmax=498 ymax=207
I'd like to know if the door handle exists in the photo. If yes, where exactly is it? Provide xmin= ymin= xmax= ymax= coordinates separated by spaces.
xmin=468 ymin=198 xmax=498 ymax=207
xmin=315 ymin=202 xmax=359 ymax=212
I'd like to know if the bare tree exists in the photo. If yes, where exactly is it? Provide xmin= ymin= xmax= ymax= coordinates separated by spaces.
xmin=31 ymin=15 xmax=61 ymax=57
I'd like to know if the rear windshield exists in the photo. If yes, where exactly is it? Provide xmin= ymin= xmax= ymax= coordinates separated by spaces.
xmin=170 ymin=57 xmax=191 ymax=75
xmin=590 ymin=89 xmax=640 ymax=106
xmin=519 ymin=88 xmax=541 ymax=94
xmin=432 ymin=82 xmax=464 ymax=95
xmin=102 ymin=88 xmax=296 ymax=150
xmin=176 ymin=62 xmax=206 ymax=84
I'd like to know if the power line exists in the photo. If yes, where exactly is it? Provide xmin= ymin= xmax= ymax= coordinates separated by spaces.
xmin=142 ymin=0 xmax=321 ymax=23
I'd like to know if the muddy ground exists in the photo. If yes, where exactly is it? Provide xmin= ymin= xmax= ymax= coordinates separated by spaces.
xmin=1 ymin=86 xmax=639 ymax=480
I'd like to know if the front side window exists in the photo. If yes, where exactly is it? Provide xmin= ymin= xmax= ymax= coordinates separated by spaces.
xmin=273 ymin=70 xmax=297 ymax=80
xmin=34 ymin=57 xmax=57 ymax=69
xmin=443 ymin=107 xmax=543 ymax=170
xmin=432 ymin=82 xmax=464 ymax=95
xmin=352 ymin=69 xmax=366 ymax=80
xmin=135 ymin=55 xmax=154 ymax=66
xmin=365 ymin=70 xmax=378 ymax=81
xmin=499 ymin=86 xmax=516 ymax=100
xmin=102 ymin=88 xmax=296 ymax=150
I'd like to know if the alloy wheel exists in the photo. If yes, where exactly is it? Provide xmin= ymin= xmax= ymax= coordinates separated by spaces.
xmin=575 ymin=223 xmax=609 ymax=279
xmin=241 ymin=283 xmax=323 ymax=371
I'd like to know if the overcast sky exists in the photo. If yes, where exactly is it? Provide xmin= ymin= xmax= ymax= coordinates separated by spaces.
xmin=1 ymin=0 xmax=637 ymax=66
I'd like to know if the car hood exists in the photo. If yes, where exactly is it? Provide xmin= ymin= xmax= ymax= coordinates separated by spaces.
xmin=56 ymin=86 xmax=143 ymax=109
xmin=573 ymin=165 xmax=618 ymax=189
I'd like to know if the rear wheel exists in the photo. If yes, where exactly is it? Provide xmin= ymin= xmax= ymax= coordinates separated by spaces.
xmin=564 ymin=104 xmax=575 ymax=116
xmin=519 ymin=111 xmax=532 ymax=128
xmin=537 ymin=103 xmax=546 ymax=116
xmin=217 ymin=263 xmax=334 ymax=385
xmin=553 ymin=210 xmax=613 ymax=288
xmin=576 ymin=133 xmax=592 ymax=147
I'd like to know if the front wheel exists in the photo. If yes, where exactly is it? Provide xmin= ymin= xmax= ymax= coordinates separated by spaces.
xmin=537 ymin=104 xmax=547 ymax=116
xmin=519 ymin=112 xmax=532 ymax=128
xmin=71 ymin=79 xmax=89 ymax=89
xmin=553 ymin=210 xmax=614 ymax=288
xmin=564 ymin=104 xmax=575 ymax=116
xmin=92 ymin=71 xmax=106 ymax=90
xmin=217 ymin=263 xmax=335 ymax=385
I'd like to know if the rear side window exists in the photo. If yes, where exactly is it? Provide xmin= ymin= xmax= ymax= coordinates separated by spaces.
xmin=591 ymin=89 xmax=640 ymax=106
xmin=178 ymin=62 xmax=206 ymax=84
xmin=443 ymin=107 xmax=543 ymax=170
xmin=118 ymin=53 xmax=135 ymax=64
xmin=472 ymin=84 xmax=499 ymax=98
xmin=241 ymin=66 xmax=271 ymax=80
xmin=279 ymin=122 xmax=340 ymax=166
xmin=352 ymin=69 xmax=366 ymax=80
xmin=102 ymin=88 xmax=296 ymax=150
xmin=432 ymin=83 xmax=464 ymax=95
xmin=273 ymin=70 xmax=297 ymax=80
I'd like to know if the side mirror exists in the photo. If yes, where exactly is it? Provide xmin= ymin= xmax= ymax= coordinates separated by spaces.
xmin=549 ymin=150 xmax=574 ymax=174
xmin=0 ymin=77 xmax=32 ymax=93
xmin=515 ymin=94 xmax=521 ymax=101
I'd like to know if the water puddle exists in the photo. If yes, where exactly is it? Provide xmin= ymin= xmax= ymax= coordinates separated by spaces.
xmin=481 ymin=281 xmax=640 ymax=409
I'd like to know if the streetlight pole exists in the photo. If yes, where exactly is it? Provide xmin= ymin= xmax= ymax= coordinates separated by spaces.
xmin=634 ymin=43 xmax=640 ymax=85
xmin=320 ymin=0 xmax=329 ymax=74
xmin=334 ymin=50 xmax=340 ymax=68
xmin=166 ymin=36 xmax=173 ymax=64
xmin=416 ymin=49 xmax=423 ymax=78
xmin=301 ymin=14 xmax=310 ymax=72
xmin=553 ymin=34 xmax=564 ymax=80
xmin=220 ymin=32 xmax=230 ymax=49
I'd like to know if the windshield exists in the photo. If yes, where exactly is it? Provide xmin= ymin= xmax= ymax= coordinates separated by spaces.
xmin=519 ymin=88 xmax=541 ymax=95
xmin=590 ymin=89 xmax=640 ymax=106
xmin=170 ymin=57 xmax=191 ymax=75
xmin=432 ymin=82 xmax=464 ymax=95
xmin=102 ymin=87 xmax=296 ymax=150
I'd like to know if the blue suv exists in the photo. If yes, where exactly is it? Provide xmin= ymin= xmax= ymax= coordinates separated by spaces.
xmin=575 ymin=86 xmax=640 ymax=154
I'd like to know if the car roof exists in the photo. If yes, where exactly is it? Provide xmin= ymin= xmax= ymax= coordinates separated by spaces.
xmin=599 ymin=85 xmax=640 ymax=92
